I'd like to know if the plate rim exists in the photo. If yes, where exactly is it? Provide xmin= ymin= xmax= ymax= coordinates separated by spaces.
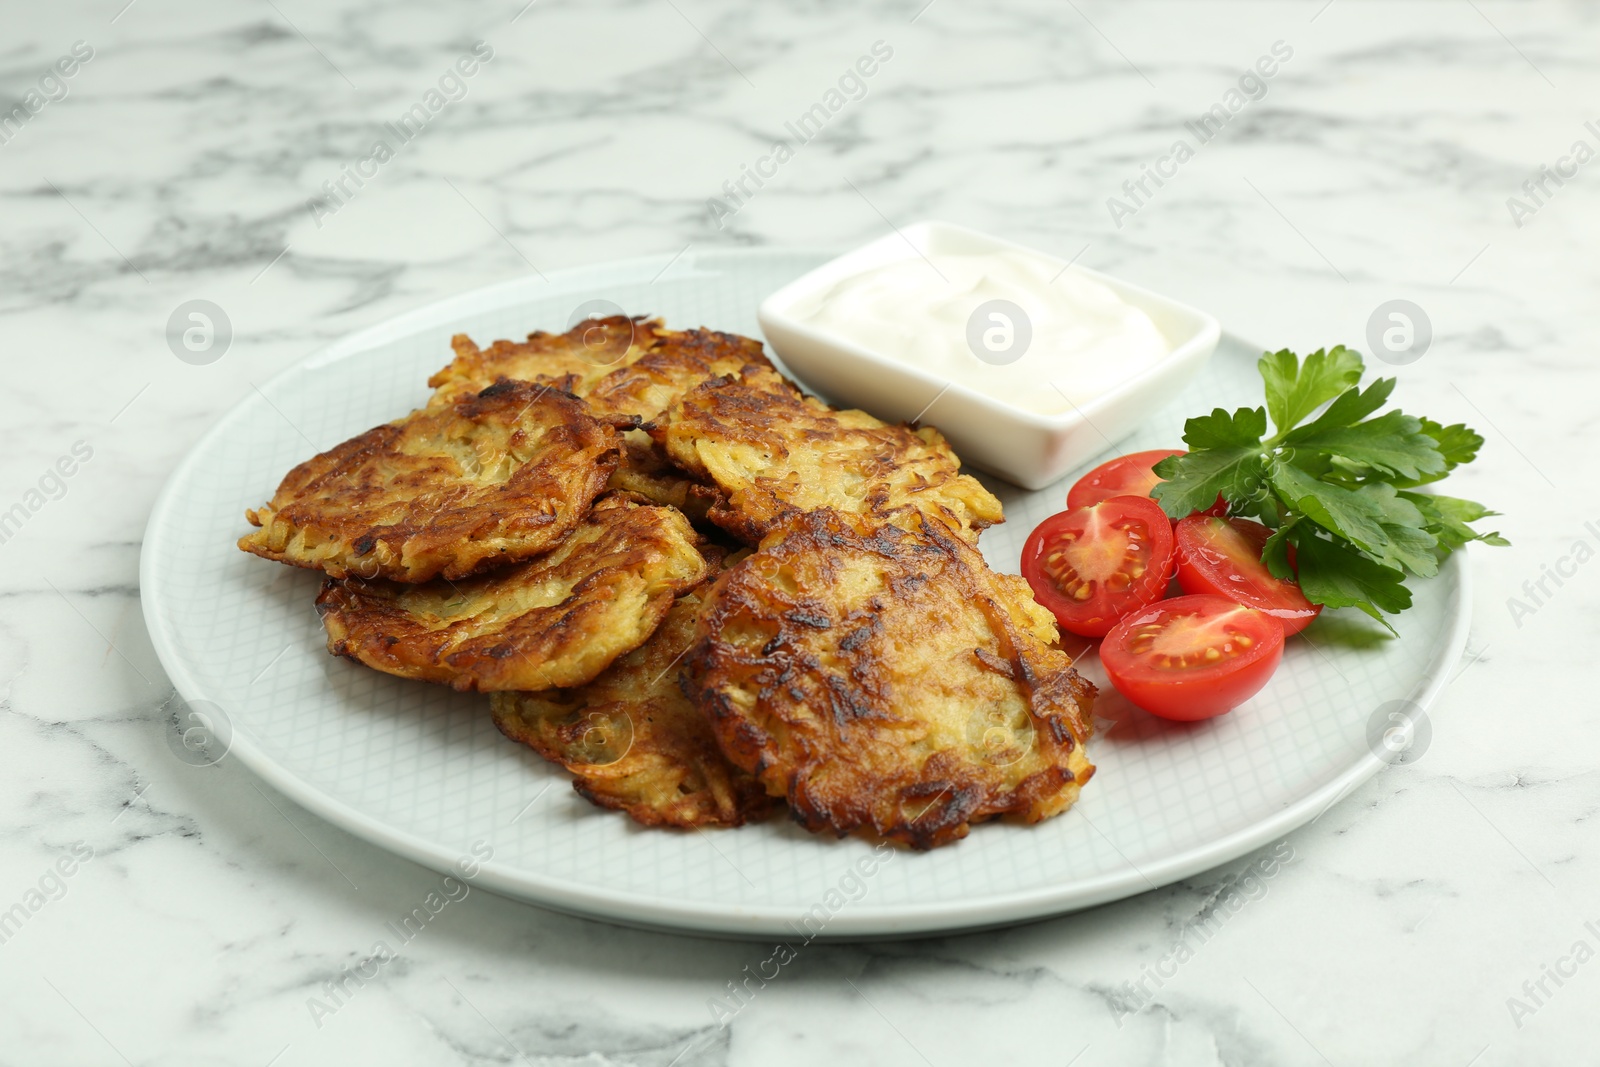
xmin=139 ymin=248 xmax=1473 ymax=939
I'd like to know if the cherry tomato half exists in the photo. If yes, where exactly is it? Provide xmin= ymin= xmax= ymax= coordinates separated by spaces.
xmin=1174 ymin=516 xmax=1322 ymax=636
xmin=1100 ymin=594 xmax=1285 ymax=721
xmin=1066 ymin=449 xmax=1226 ymax=516
xmin=1021 ymin=496 xmax=1175 ymax=638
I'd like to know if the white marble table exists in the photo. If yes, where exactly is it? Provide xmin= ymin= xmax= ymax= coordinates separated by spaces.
xmin=2 ymin=1 xmax=1595 ymax=1063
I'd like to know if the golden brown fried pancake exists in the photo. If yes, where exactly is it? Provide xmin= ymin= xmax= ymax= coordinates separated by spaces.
xmin=652 ymin=366 xmax=1004 ymax=545
xmin=682 ymin=509 xmax=1095 ymax=850
xmin=429 ymin=319 xmax=773 ymax=418
xmin=315 ymin=496 xmax=708 ymax=691
xmin=583 ymin=326 xmax=772 ymax=422
xmin=428 ymin=316 xmax=663 ymax=404
xmin=240 ymin=380 xmax=623 ymax=583
xmin=490 ymin=570 xmax=776 ymax=829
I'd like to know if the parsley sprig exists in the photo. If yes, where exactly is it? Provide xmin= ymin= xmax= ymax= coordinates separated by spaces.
xmin=1150 ymin=346 xmax=1507 ymax=630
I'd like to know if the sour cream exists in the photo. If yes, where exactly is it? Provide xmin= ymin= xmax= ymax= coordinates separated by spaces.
xmin=792 ymin=249 xmax=1172 ymax=416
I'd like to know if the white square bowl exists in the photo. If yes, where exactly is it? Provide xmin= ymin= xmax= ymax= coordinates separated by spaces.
xmin=757 ymin=221 xmax=1221 ymax=491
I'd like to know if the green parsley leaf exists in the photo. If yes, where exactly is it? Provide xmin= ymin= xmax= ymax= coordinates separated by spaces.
xmin=1151 ymin=447 xmax=1266 ymax=519
xmin=1181 ymin=406 xmax=1267 ymax=449
xmin=1259 ymin=346 xmax=1364 ymax=432
xmin=1289 ymin=528 xmax=1412 ymax=629
xmin=1286 ymin=408 xmax=1447 ymax=481
xmin=1261 ymin=520 xmax=1296 ymax=581
xmin=1268 ymin=460 xmax=1391 ymax=551
xmin=1150 ymin=407 xmax=1269 ymax=518
xmin=1412 ymin=419 xmax=1484 ymax=482
xmin=1379 ymin=525 xmax=1444 ymax=577
xmin=1269 ymin=463 xmax=1442 ymax=578
xmin=1357 ymin=483 xmax=1439 ymax=577
xmin=1400 ymin=491 xmax=1508 ymax=550
xmin=1285 ymin=377 xmax=1396 ymax=438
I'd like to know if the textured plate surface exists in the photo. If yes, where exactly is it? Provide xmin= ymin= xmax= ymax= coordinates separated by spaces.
xmin=140 ymin=249 xmax=1469 ymax=939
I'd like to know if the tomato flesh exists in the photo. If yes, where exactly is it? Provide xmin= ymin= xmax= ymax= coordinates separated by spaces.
xmin=1021 ymin=496 xmax=1175 ymax=638
xmin=1067 ymin=449 xmax=1226 ymax=515
xmin=1100 ymin=594 xmax=1285 ymax=720
xmin=1174 ymin=516 xmax=1322 ymax=636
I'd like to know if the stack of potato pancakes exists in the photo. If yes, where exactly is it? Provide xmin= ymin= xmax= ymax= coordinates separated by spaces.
xmin=238 ymin=317 xmax=1095 ymax=849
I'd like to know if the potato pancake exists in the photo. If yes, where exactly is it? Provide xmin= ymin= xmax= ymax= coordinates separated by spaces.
xmin=682 ymin=509 xmax=1095 ymax=850
xmin=490 ymin=569 xmax=776 ymax=829
xmin=652 ymin=366 xmax=1004 ymax=545
xmin=429 ymin=319 xmax=772 ymax=418
xmin=315 ymin=496 xmax=708 ymax=691
xmin=428 ymin=316 xmax=662 ymax=404
xmin=240 ymin=380 xmax=623 ymax=582
xmin=582 ymin=326 xmax=771 ymax=422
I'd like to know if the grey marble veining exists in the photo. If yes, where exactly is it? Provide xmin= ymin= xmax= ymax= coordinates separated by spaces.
xmin=1 ymin=0 xmax=1596 ymax=1063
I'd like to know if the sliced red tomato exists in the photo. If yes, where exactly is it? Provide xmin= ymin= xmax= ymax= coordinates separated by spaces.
xmin=1100 ymin=594 xmax=1285 ymax=721
xmin=1067 ymin=449 xmax=1226 ymax=516
xmin=1174 ymin=516 xmax=1322 ymax=636
xmin=1021 ymin=496 xmax=1175 ymax=638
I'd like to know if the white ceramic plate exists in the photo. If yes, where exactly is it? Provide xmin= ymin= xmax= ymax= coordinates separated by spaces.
xmin=140 ymin=248 xmax=1470 ymax=940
